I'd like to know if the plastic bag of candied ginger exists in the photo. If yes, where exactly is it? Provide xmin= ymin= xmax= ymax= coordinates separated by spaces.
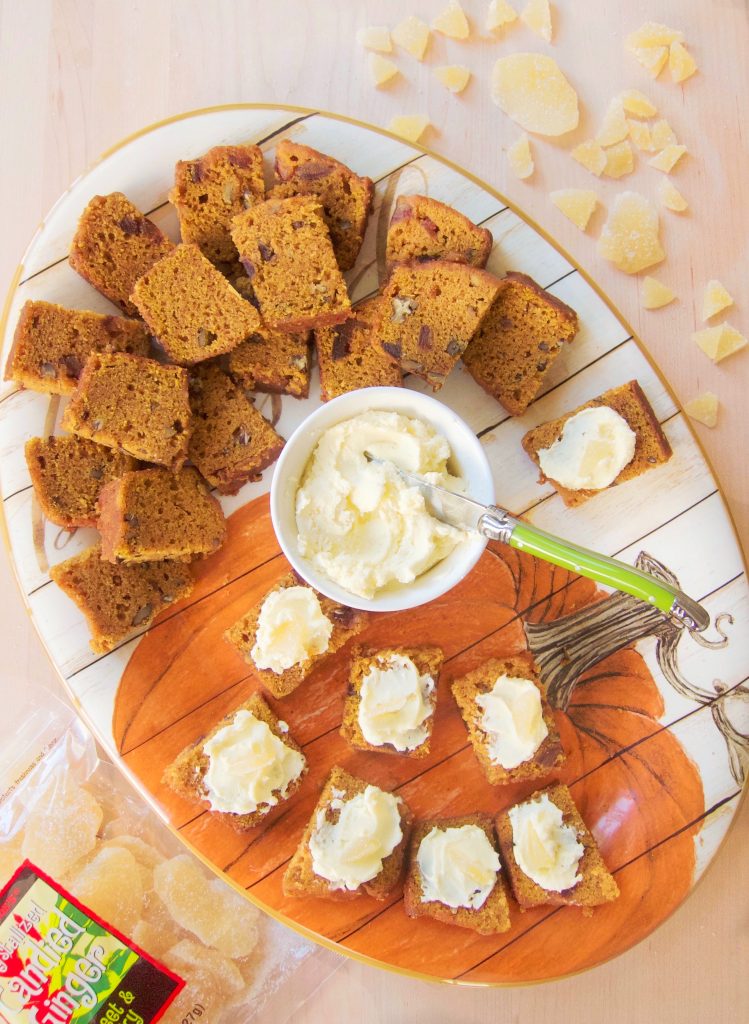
xmin=0 ymin=682 xmax=340 ymax=1024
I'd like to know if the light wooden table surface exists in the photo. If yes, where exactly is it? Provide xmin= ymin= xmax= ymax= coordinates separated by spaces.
xmin=1 ymin=1 xmax=747 ymax=1021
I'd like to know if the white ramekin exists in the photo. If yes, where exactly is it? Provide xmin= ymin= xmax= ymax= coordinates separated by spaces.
xmin=269 ymin=386 xmax=494 ymax=612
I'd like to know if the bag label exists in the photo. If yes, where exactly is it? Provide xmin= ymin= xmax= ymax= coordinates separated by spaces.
xmin=0 ymin=861 xmax=184 ymax=1024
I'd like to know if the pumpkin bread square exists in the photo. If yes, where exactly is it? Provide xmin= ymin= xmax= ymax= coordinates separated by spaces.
xmin=315 ymin=296 xmax=402 ymax=402
xmin=282 ymin=765 xmax=413 ymax=901
xmin=25 ymin=435 xmax=138 ymax=530
xmin=224 ymin=571 xmax=367 ymax=699
xmin=228 ymin=326 xmax=312 ymax=398
xmin=61 ymin=352 xmax=192 ymax=471
xmin=386 ymin=194 xmax=493 ymax=269
xmin=131 ymin=243 xmax=263 ymax=365
xmin=495 ymin=783 xmax=620 ymax=910
xmin=270 ymin=139 xmax=374 ymax=271
xmin=231 ymin=195 xmax=351 ymax=332
xmin=97 ymin=467 xmax=226 ymax=563
xmin=50 ymin=543 xmax=193 ymax=654
xmin=451 ymin=653 xmax=564 ymax=784
xmin=162 ymin=691 xmax=307 ymax=832
xmin=521 ymin=379 xmax=673 ymax=507
xmin=340 ymin=644 xmax=443 ymax=758
xmin=462 ymin=272 xmax=579 ymax=417
xmin=188 ymin=363 xmax=285 ymax=494
xmin=69 ymin=192 xmax=175 ymax=317
xmin=169 ymin=144 xmax=266 ymax=264
xmin=403 ymin=814 xmax=511 ymax=935
xmin=5 ymin=300 xmax=151 ymax=396
xmin=375 ymin=261 xmax=502 ymax=390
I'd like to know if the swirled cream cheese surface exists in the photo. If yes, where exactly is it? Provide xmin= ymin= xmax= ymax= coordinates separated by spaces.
xmin=251 ymin=586 xmax=332 ymax=674
xmin=508 ymin=793 xmax=584 ymax=892
xmin=476 ymin=673 xmax=548 ymax=769
xmin=358 ymin=653 xmax=434 ymax=752
xmin=537 ymin=406 xmax=636 ymax=491
xmin=417 ymin=824 xmax=501 ymax=909
xmin=295 ymin=410 xmax=466 ymax=599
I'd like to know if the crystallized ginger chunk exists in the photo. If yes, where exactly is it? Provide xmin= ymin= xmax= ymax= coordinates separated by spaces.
xmin=434 ymin=65 xmax=472 ymax=93
xmin=389 ymin=115 xmax=431 ymax=143
xmin=68 ymin=847 xmax=145 ymax=934
xmin=508 ymin=134 xmax=534 ymax=179
xmin=628 ymin=119 xmax=655 ymax=152
xmin=520 ymin=0 xmax=552 ymax=42
xmin=684 ymin=392 xmax=719 ymax=428
xmin=658 ymin=178 xmax=688 ymax=212
xmin=650 ymin=119 xmax=677 ymax=149
xmin=433 ymin=1 xmax=470 ymax=39
xmin=487 ymin=0 xmax=518 ymax=31
xmin=21 ymin=776 xmax=103 ymax=878
xmin=571 ymin=140 xmax=607 ymax=176
xmin=648 ymin=144 xmax=687 ymax=173
xmin=702 ymin=280 xmax=734 ymax=321
xmin=598 ymin=191 xmax=665 ymax=274
xmin=619 ymin=89 xmax=657 ymax=118
xmin=641 ymin=276 xmax=675 ymax=310
xmin=629 ymin=45 xmax=669 ymax=78
xmin=393 ymin=15 xmax=430 ymax=59
xmin=491 ymin=53 xmax=579 ymax=135
xmin=603 ymin=140 xmax=634 ymax=179
xmin=357 ymin=26 xmax=392 ymax=52
xmin=369 ymin=53 xmax=400 ymax=87
xmin=550 ymin=189 xmax=598 ymax=231
xmin=596 ymin=98 xmax=629 ymax=146
xmin=669 ymin=41 xmax=698 ymax=83
xmin=692 ymin=324 xmax=747 ymax=363
xmin=626 ymin=22 xmax=684 ymax=48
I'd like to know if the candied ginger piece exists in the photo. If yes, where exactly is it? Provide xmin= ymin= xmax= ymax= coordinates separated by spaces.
xmin=369 ymin=53 xmax=400 ymax=87
xmin=103 ymin=834 xmax=165 ymax=870
xmin=487 ymin=0 xmax=518 ymax=31
xmin=692 ymin=324 xmax=747 ymax=363
xmin=160 ymin=958 xmax=227 ymax=1023
xmin=357 ymin=26 xmax=393 ymax=52
xmin=596 ymin=98 xmax=629 ymax=146
xmin=68 ymin=847 xmax=144 ymax=934
xmin=154 ymin=854 xmax=260 ymax=957
xmin=167 ymin=940 xmax=245 ymax=997
xmin=702 ymin=280 xmax=734 ymax=321
xmin=598 ymin=191 xmax=665 ymax=274
xmin=658 ymin=178 xmax=688 ymax=212
xmin=491 ymin=53 xmax=579 ymax=136
xmin=571 ymin=140 xmax=606 ymax=176
xmin=132 ymin=917 xmax=186 ymax=961
xmin=21 ymin=776 xmax=102 ymax=878
xmin=626 ymin=22 xmax=684 ymax=48
xmin=389 ymin=115 xmax=431 ymax=143
xmin=508 ymin=134 xmax=534 ymax=179
xmin=550 ymin=189 xmax=598 ymax=231
xmin=603 ymin=140 xmax=634 ymax=179
xmin=520 ymin=0 xmax=552 ymax=42
xmin=619 ymin=89 xmax=657 ymax=118
xmin=669 ymin=41 xmax=697 ymax=83
xmin=628 ymin=119 xmax=655 ymax=152
xmin=393 ymin=15 xmax=430 ymax=59
xmin=684 ymin=392 xmax=719 ymax=428
xmin=641 ymin=276 xmax=675 ymax=309
xmin=648 ymin=144 xmax=687 ymax=173
xmin=651 ymin=119 xmax=677 ymax=149
xmin=629 ymin=45 xmax=669 ymax=78
xmin=434 ymin=65 xmax=472 ymax=93
xmin=433 ymin=1 xmax=470 ymax=39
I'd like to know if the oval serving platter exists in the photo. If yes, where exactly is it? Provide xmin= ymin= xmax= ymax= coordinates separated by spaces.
xmin=1 ymin=105 xmax=748 ymax=985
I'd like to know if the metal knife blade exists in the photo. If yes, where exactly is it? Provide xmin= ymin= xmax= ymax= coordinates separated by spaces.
xmin=364 ymin=454 xmax=489 ymax=534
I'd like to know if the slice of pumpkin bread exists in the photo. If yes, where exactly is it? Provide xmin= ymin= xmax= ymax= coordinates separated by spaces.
xmin=386 ymin=194 xmax=493 ymax=268
xmin=315 ymin=296 xmax=402 ymax=401
xmin=228 ymin=326 xmax=311 ymax=398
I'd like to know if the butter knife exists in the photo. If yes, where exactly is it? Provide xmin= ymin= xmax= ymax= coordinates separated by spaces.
xmin=366 ymin=456 xmax=710 ymax=632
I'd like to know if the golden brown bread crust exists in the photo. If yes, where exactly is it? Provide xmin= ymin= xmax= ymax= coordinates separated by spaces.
xmin=462 ymin=272 xmax=579 ymax=416
xmin=521 ymin=379 xmax=673 ymax=507
xmin=5 ymin=300 xmax=151 ymax=396
xmin=495 ymin=783 xmax=620 ymax=909
xmin=403 ymin=814 xmax=511 ymax=934
xmin=224 ymin=571 xmax=367 ymax=698
xmin=451 ymin=652 xmax=565 ymax=784
xmin=162 ymin=691 xmax=306 ymax=832
xmin=340 ymin=644 xmax=443 ymax=758
xmin=386 ymin=194 xmax=493 ymax=269
xmin=282 ymin=766 xmax=412 ymax=900
xmin=69 ymin=192 xmax=174 ymax=316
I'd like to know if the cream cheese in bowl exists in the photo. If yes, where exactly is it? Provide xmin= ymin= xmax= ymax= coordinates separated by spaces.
xmin=295 ymin=409 xmax=466 ymax=599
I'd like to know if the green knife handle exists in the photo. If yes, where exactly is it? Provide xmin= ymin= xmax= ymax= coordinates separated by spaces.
xmin=478 ymin=508 xmax=709 ymax=632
